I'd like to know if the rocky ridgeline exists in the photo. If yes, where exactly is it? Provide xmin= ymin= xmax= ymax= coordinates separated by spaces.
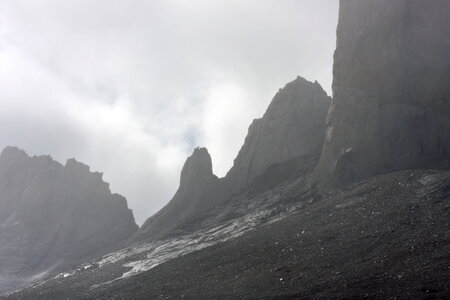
xmin=0 ymin=147 xmax=138 ymax=293
xmin=225 ymin=77 xmax=331 ymax=191
xmin=135 ymin=77 xmax=332 ymax=242
xmin=2 ymin=0 xmax=450 ymax=297
xmin=314 ymin=0 xmax=450 ymax=189
xmin=135 ymin=0 xmax=450 ymax=247
xmin=134 ymin=147 xmax=220 ymax=241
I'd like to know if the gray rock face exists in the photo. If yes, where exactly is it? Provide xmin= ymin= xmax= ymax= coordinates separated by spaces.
xmin=226 ymin=77 xmax=331 ymax=191
xmin=135 ymin=77 xmax=331 ymax=242
xmin=0 ymin=146 xmax=138 ymax=293
xmin=315 ymin=0 xmax=450 ymax=189
xmin=135 ymin=147 xmax=220 ymax=241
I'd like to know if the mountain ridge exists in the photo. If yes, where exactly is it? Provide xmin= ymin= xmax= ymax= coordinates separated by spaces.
xmin=0 ymin=147 xmax=138 ymax=294
xmin=224 ymin=76 xmax=331 ymax=192
xmin=2 ymin=0 xmax=450 ymax=298
xmin=134 ymin=76 xmax=331 ymax=242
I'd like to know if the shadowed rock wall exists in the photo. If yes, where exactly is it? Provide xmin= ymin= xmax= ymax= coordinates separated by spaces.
xmin=0 ymin=147 xmax=138 ymax=293
xmin=314 ymin=0 xmax=450 ymax=189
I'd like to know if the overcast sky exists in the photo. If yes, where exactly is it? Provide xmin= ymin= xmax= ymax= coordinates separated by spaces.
xmin=0 ymin=0 xmax=339 ymax=224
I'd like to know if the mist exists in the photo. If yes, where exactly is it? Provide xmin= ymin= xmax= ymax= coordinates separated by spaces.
xmin=1 ymin=1 xmax=449 ymax=298
xmin=0 ymin=0 xmax=338 ymax=224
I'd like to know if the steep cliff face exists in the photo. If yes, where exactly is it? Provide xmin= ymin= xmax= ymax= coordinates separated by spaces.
xmin=315 ymin=0 xmax=450 ymax=189
xmin=135 ymin=147 xmax=220 ymax=241
xmin=0 ymin=146 xmax=138 ymax=293
xmin=226 ymin=77 xmax=332 ymax=191
xmin=135 ymin=78 xmax=331 ymax=242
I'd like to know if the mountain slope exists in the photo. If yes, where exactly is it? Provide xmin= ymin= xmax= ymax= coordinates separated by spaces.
xmin=3 ymin=0 xmax=450 ymax=298
xmin=134 ymin=77 xmax=331 ymax=243
xmin=6 ymin=168 xmax=449 ymax=299
xmin=0 ymin=147 xmax=138 ymax=294
xmin=225 ymin=76 xmax=331 ymax=191
xmin=134 ymin=147 xmax=221 ymax=241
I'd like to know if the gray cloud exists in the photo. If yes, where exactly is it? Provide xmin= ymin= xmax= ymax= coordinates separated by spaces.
xmin=0 ymin=0 xmax=338 ymax=224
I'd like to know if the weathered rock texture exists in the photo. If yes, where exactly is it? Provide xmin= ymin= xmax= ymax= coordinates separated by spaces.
xmin=225 ymin=76 xmax=331 ymax=191
xmin=9 ymin=167 xmax=450 ymax=299
xmin=135 ymin=77 xmax=331 ymax=242
xmin=0 ymin=146 xmax=138 ymax=293
xmin=315 ymin=0 xmax=450 ymax=189
xmin=135 ymin=147 xmax=220 ymax=241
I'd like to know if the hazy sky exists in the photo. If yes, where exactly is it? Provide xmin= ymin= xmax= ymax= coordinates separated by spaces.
xmin=0 ymin=0 xmax=339 ymax=224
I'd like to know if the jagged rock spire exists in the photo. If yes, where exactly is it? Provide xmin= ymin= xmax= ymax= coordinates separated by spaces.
xmin=179 ymin=147 xmax=213 ymax=188
xmin=135 ymin=147 xmax=219 ymax=242
xmin=136 ymin=77 xmax=333 ymax=241
xmin=225 ymin=76 xmax=332 ymax=190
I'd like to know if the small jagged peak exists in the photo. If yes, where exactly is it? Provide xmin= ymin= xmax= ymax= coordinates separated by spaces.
xmin=284 ymin=76 xmax=326 ymax=95
xmin=272 ymin=77 xmax=328 ymax=104
xmin=93 ymin=171 xmax=104 ymax=180
xmin=180 ymin=147 xmax=213 ymax=187
xmin=265 ymin=77 xmax=331 ymax=120
xmin=0 ymin=146 xmax=29 ymax=161
xmin=295 ymin=75 xmax=308 ymax=82
xmin=32 ymin=154 xmax=57 ymax=164
xmin=65 ymin=158 xmax=90 ymax=173
xmin=225 ymin=76 xmax=332 ymax=191
xmin=65 ymin=159 xmax=106 ymax=183
xmin=276 ymin=76 xmax=318 ymax=96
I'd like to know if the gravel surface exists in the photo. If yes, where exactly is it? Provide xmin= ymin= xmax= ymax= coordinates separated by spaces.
xmin=5 ymin=168 xmax=449 ymax=299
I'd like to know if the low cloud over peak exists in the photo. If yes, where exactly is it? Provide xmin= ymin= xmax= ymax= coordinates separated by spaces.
xmin=0 ymin=0 xmax=338 ymax=224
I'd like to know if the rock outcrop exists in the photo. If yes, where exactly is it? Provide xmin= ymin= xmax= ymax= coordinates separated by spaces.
xmin=135 ymin=77 xmax=331 ymax=242
xmin=0 ymin=146 xmax=138 ymax=293
xmin=314 ymin=0 xmax=450 ymax=189
xmin=134 ymin=147 xmax=220 ymax=241
xmin=225 ymin=77 xmax=332 ymax=191
xmin=3 ymin=1 xmax=450 ymax=298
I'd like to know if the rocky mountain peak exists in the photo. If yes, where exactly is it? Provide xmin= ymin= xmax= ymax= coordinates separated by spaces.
xmin=0 ymin=146 xmax=28 ymax=162
xmin=65 ymin=158 xmax=90 ymax=172
xmin=64 ymin=158 xmax=105 ymax=185
xmin=225 ymin=77 xmax=332 ymax=190
xmin=135 ymin=76 xmax=333 ymax=242
xmin=134 ymin=147 xmax=219 ymax=242
xmin=179 ymin=147 xmax=213 ymax=188
xmin=0 ymin=146 xmax=138 ymax=293
xmin=136 ymin=77 xmax=332 ymax=242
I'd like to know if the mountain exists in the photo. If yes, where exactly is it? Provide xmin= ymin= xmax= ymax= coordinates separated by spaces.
xmin=3 ymin=0 xmax=450 ymax=299
xmin=0 ymin=147 xmax=138 ymax=293
xmin=314 ymin=0 xmax=450 ymax=189
xmin=134 ymin=77 xmax=331 ymax=242
xmin=225 ymin=77 xmax=331 ymax=191
xmin=6 ymin=167 xmax=449 ymax=299
xmin=134 ymin=147 xmax=220 ymax=241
